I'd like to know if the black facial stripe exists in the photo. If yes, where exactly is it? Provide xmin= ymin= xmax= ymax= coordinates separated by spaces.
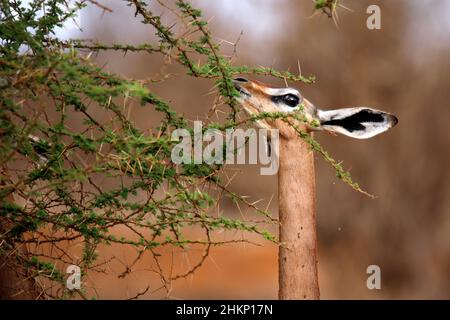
xmin=322 ymin=109 xmax=385 ymax=132
xmin=271 ymin=94 xmax=300 ymax=108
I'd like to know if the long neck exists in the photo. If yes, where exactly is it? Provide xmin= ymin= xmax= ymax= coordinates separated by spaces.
xmin=278 ymin=134 xmax=319 ymax=299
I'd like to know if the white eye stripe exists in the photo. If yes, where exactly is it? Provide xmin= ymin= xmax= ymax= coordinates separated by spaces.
xmin=277 ymin=104 xmax=300 ymax=113
xmin=263 ymin=87 xmax=301 ymax=97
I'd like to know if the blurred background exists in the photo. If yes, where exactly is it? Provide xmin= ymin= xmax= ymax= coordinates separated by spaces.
xmin=60 ymin=0 xmax=450 ymax=299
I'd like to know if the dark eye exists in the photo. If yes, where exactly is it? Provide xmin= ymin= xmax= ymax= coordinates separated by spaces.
xmin=282 ymin=94 xmax=300 ymax=107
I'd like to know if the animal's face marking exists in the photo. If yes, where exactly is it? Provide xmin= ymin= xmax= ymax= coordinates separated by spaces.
xmin=232 ymin=78 xmax=312 ymax=114
xmin=271 ymin=93 xmax=302 ymax=109
xmin=233 ymin=78 xmax=398 ymax=139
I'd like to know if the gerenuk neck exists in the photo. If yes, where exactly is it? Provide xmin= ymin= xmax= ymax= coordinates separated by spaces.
xmin=278 ymin=133 xmax=319 ymax=300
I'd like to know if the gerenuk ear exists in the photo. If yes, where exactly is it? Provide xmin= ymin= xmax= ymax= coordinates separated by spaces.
xmin=317 ymin=107 xmax=398 ymax=139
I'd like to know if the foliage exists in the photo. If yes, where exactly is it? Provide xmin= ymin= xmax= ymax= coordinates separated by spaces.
xmin=0 ymin=0 xmax=366 ymax=299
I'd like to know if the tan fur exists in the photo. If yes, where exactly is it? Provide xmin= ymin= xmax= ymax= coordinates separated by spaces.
xmin=235 ymin=80 xmax=316 ymax=138
xmin=278 ymin=134 xmax=319 ymax=299
xmin=234 ymin=79 xmax=320 ymax=299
